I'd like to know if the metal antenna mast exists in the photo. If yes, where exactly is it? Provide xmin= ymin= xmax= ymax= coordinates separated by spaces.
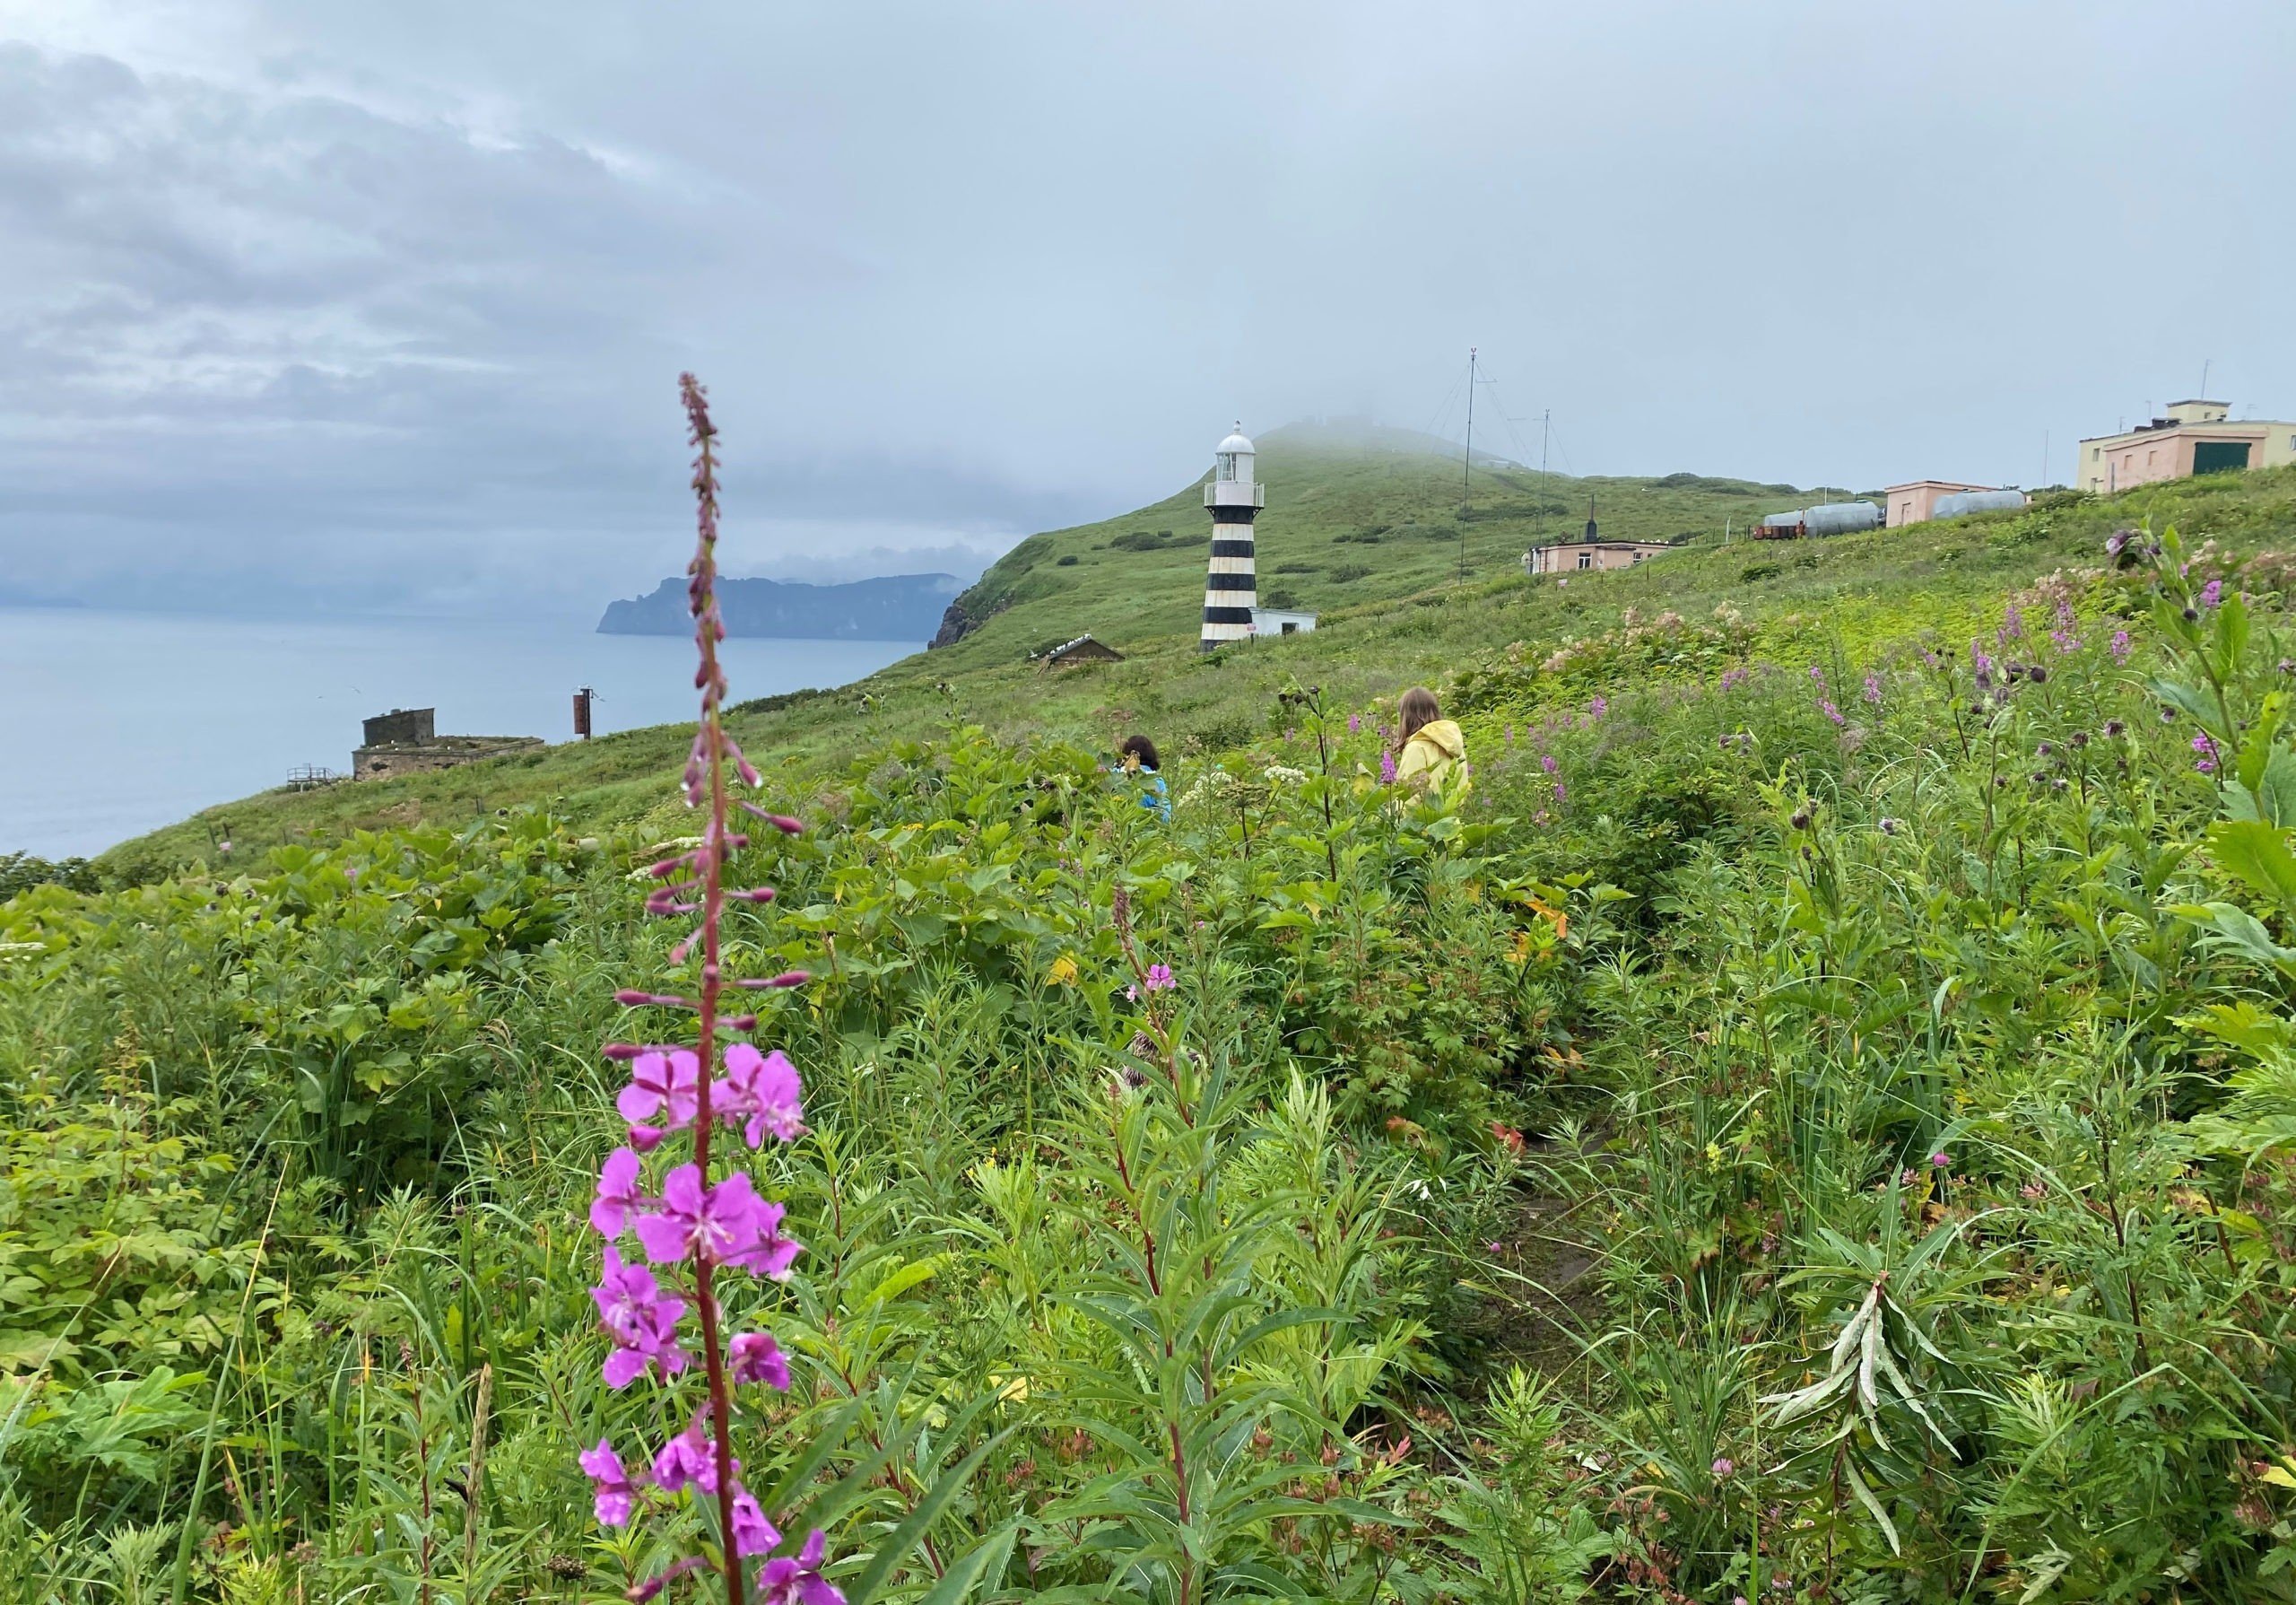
xmin=1458 ymin=347 xmax=1475 ymax=582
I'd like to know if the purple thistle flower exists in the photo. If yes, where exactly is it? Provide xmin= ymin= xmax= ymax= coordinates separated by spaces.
xmin=714 ymin=1043 xmax=805 ymax=1148
xmin=592 ymin=1246 xmax=689 ymax=1389
xmin=1929 ymin=1151 xmax=1952 ymax=1171
xmin=619 ymin=1050 xmax=701 ymax=1138
xmin=2110 ymin=629 xmax=2132 ymax=663
xmin=1144 ymin=963 xmax=1176 ymax=991
xmin=758 ymin=1530 xmax=843 ymax=1605
xmin=592 ymin=1147 xmax=645 ymax=1237
xmin=581 ymin=1438 xmax=643 ymax=1527
xmin=730 ymin=1330 xmax=792 ymax=1391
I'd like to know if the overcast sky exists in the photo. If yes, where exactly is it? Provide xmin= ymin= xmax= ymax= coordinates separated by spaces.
xmin=3 ymin=1 xmax=2291 ymax=619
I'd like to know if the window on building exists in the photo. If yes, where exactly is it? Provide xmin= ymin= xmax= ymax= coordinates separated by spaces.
xmin=1216 ymin=452 xmax=1236 ymax=482
xmin=1576 ymin=551 xmax=1593 ymax=570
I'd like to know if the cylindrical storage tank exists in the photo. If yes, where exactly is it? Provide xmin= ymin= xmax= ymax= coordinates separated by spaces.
xmin=1800 ymin=502 xmax=1880 ymax=536
xmin=1931 ymin=489 xmax=2027 ymax=519
xmin=1758 ymin=510 xmax=1805 ymax=534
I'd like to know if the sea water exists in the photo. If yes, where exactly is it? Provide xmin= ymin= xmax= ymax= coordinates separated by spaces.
xmin=0 ymin=606 xmax=919 ymax=859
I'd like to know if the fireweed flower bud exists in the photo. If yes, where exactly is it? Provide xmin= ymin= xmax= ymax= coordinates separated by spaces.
xmin=740 ymin=803 xmax=805 ymax=833
xmin=735 ymin=971 xmax=812 ymax=990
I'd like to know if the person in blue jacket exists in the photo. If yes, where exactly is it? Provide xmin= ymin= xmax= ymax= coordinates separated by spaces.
xmin=1116 ymin=735 xmax=1170 ymax=821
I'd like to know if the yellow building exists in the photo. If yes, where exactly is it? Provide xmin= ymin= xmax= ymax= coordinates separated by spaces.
xmin=2077 ymin=400 xmax=2296 ymax=494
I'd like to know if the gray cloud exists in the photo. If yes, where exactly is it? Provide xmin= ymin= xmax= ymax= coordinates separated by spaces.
xmin=1 ymin=2 xmax=2291 ymax=617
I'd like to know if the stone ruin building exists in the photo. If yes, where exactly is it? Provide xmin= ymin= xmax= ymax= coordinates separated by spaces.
xmin=352 ymin=708 xmax=544 ymax=781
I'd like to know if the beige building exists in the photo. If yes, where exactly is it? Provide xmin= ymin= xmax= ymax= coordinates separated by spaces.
xmin=1524 ymin=538 xmax=1672 ymax=577
xmin=2078 ymin=400 xmax=2296 ymax=494
xmin=1884 ymin=480 xmax=1990 ymax=527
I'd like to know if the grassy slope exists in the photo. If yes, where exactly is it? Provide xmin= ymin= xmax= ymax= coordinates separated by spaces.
xmin=99 ymin=435 xmax=2296 ymax=876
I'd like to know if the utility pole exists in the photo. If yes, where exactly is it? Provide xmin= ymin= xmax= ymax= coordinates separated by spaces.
xmin=2040 ymin=431 xmax=2049 ymax=490
xmin=1458 ymin=347 xmax=1475 ymax=583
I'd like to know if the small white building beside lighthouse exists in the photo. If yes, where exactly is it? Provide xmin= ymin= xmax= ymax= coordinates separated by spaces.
xmin=1201 ymin=423 xmax=1264 ymax=650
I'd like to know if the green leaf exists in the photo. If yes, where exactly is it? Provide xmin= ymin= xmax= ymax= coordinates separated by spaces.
xmin=904 ymin=1523 xmax=1018 ymax=1605
xmin=1842 ymin=1456 xmax=1901 ymax=1556
xmin=841 ymin=1426 xmax=1016 ymax=1605
xmin=2208 ymin=819 xmax=2296 ymax=913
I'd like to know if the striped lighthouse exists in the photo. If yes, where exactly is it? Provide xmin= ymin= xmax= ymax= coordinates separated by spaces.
xmin=1200 ymin=423 xmax=1264 ymax=650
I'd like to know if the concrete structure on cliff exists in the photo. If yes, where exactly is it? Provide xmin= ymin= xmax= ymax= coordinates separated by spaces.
xmin=2078 ymin=401 xmax=2296 ymax=493
xmin=352 ymin=708 xmax=544 ymax=781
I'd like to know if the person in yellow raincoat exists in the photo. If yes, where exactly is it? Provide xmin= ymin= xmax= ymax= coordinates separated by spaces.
xmin=1393 ymin=686 xmax=1468 ymax=795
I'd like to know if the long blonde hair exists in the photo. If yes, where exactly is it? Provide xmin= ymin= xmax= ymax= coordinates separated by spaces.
xmin=1398 ymin=686 xmax=1440 ymax=741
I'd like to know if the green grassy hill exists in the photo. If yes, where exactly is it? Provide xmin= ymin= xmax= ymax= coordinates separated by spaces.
xmin=97 ymin=433 xmax=2296 ymax=880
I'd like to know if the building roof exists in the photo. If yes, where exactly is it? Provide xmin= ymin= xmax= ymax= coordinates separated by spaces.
xmin=2169 ymin=398 xmax=2227 ymax=408
xmin=1527 ymin=536 xmax=1673 ymax=550
xmin=1216 ymin=425 xmax=1255 ymax=455
xmin=1040 ymin=632 xmax=1123 ymax=661
xmin=1883 ymin=479 xmax=1992 ymax=493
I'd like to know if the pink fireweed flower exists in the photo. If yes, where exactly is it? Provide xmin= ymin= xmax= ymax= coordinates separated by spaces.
xmin=2193 ymin=732 xmax=2220 ymax=773
xmin=619 ymin=1049 xmax=701 ymax=1134
xmin=1808 ymin=665 xmax=1827 ymax=688
xmin=1998 ymin=602 xmax=2024 ymax=643
xmin=725 ymin=1195 xmax=803 ymax=1280
xmin=758 ymin=1530 xmax=843 ymax=1605
xmin=2110 ymin=629 xmax=2132 ymax=663
xmin=1144 ymin=963 xmax=1176 ymax=991
xmin=2200 ymin=578 xmax=2223 ymax=609
xmin=1540 ymin=754 xmax=1559 ymax=774
xmin=1347 ymin=713 xmax=1361 ymax=733
xmin=1378 ymin=750 xmax=1397 ymax=783
xmin=635 ymin=1165 xmax=776 ymax=1268
xmin=730 ymin=1330 xmax=792 ymax=1390
xmin=2050 ymin=628 xmax=2080 ymax=653
xmin=1720 ymin=666 xmax=1750 ymax=690
xmin=1862 ymin=673 xmax=1883 ymax=705
xmin=1552 ymin=781 xmax=1567 ymax=803
xmin=715 ymin=1043 xmax=805 ymax=1148
xmin=592 ymin=1246 xmax=689 ymax=1389
xmin=1821 ymin=700 xmax=1844 ymax=726
xmin=580 ymin=1438 xmax=642 ymax=1527
xmin=731 ymin=1487 xmax=782 ymax=1557
xmin=1588 ymin=695 xmax=1608 ymax=718
xmin=651 ymin=1420 xmax=732 ymax=1495
xmin=592 ymin=1147 xmax=645 ymax=1237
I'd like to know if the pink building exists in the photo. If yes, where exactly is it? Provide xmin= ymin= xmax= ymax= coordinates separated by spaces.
xmin=1883 ymin=480 xmax=1991 ymax=528
xmin=2077 ymin=401 xmax=2296 ymax=493
xmin=1523 ymin=539 xmax=1672 ymax=576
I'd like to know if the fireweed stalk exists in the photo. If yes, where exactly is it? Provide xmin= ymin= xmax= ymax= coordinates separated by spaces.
xmin=583 ymin=376 xmax=830 ymax=1605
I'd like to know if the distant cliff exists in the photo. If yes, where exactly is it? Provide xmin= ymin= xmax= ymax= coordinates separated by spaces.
xmin=597 ymin=573 xmax=961 ymax=641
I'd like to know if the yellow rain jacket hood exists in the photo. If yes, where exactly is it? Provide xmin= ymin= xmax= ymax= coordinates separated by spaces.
xmin=1396 ymin=719 xmax=1467 ymax=793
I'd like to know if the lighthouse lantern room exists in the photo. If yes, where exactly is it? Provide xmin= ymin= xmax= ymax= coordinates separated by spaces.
xmin=1200 ymin=423 xmax=1265 ymax=650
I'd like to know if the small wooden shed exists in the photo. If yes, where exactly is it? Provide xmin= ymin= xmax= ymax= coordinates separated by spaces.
xmin=1037 ymin=633 xmax=1125 ymax=670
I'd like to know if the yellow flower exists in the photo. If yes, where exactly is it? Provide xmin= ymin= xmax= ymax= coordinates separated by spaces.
xmin=1048 ymin=954 xmax=1079 ymax=986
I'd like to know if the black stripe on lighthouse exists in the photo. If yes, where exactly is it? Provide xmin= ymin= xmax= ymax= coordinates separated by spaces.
xmin=1202 ymin=605 xmax=1255 ymax=624
xmin=1210 ymin=538 xmax=1256 ymax=559
xmin=1209 ymin=505 xmax=1260 ymax=525
xmin=1204 ymin=572 xmax=1257 ymax=591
